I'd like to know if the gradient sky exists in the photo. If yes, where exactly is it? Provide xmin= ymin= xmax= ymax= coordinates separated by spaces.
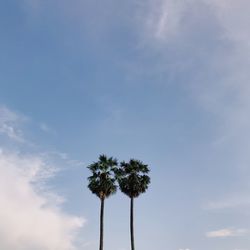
xmin=1 ymin=1 xmax=250 ymax=250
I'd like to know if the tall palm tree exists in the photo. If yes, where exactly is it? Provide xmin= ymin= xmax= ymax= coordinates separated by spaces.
xmin=87 ymin=154 xmax=118 ymax=250
xmin=115 ymin=159 xmax=150 ymax=250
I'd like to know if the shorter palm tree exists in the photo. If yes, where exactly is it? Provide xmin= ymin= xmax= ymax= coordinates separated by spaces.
xmin=87 ymin=155 xmax=118 ymax=250
xmin=115 ymin=159 xmax=150 ymax=250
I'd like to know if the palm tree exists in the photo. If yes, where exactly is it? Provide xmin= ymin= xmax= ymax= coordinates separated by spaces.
xmin=115 ymin=159 xmax=150 ymax=250
xmin=87 ymin=154 xmax=118 ymax=250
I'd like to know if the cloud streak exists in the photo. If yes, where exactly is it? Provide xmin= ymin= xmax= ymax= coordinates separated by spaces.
xmin=206 ymin=228 xmax=248 ymax=238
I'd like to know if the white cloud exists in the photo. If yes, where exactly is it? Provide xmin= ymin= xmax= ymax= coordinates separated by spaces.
xmin=0 ymin=149 xmax=84 ymax=250
xmin=0 ymin=106 xmax=26 ymax=142
xmin=0 ymin=105 xmax=87 ymax=249
xmin=206 ymin=228 xmax=248 ymax=238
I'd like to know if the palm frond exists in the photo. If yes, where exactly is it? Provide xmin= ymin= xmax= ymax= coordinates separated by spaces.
xmin=116 ymin=159 xmax=150 ymax=198
xmin=87 ymin=154 xmax=118 ymax=199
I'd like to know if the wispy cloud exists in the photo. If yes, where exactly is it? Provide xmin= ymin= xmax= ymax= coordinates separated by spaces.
xmin=139 ymin=1 xmax=250 ymax=159
xmin=39 ymin=122 xmax=54 ymax=134
xmin=45 ymin=151 xmax=84 ymax=168
xmin=206 ymin=228 xmax=249 ymax=238
xmin=0 ymin=105 xmax=86 ymax=250
xmin=205 ymin=194 xmax=250 ymax=210
xmin=144 ymin=0 xmax=189 ymax=42
xmin=0 ymin=106 xmax=26 ymax=142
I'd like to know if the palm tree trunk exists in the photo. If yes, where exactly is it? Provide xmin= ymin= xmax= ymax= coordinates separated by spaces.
xmin=130 ymin=197 xmax=135 ymax=250
xmin=99 ymin=197 xmax=105 ymax=250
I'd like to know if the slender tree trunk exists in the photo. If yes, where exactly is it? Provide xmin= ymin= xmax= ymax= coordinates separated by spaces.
xmin=99 ymin=197 xmax=105 ymax=250
xmin=130 ymin=197 xmax=135 ymax=250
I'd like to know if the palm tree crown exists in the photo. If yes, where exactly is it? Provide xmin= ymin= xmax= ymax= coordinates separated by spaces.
xmin=116 ymin=159 xmax=150 ymax=198
xmin=87 ymin=154 xmax=118 ymax=199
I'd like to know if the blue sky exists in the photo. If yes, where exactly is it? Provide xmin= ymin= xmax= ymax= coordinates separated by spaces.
xmin=1 ymin=1 xmax=250 ymax=250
